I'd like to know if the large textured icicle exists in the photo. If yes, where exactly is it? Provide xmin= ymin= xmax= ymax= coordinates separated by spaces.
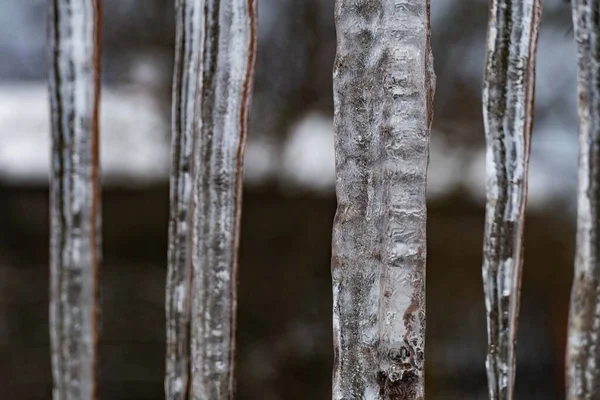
xmin=165 ymin=1 xmax=202 ymax=399
xmin=481 ymin=1 xmax=541 ymax=399
xmin=164 ymin=0 xmax=257 ymax=399
xmin=331 ymin=1 xmax=435 ymax=398
xmin=566 ymin=1 xmax=600 ymax=399
xmin=48 ymin=0 xmax=101 ymax=399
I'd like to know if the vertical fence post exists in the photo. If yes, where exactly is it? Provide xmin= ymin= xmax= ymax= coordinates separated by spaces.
xmin=48 ymin=0 xmax=102 ymax=399
xmin=481 ymin=1 xmax=541 ymax=399
xmin=331 ymin=1 xmax=435 ymax=398
xmin=166 ymin=0 xmax=257 ymax=399
xmin=566 ymin=1 xmax=600 ymax=398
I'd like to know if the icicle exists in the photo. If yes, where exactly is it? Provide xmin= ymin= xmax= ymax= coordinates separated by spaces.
xmin=165 ymin=1 xmax=202 ymax=399
xmin=189 ymin=1 xmax=256 ymax=397
xmin=566 ymin=1 xmax=600 ymax=399
xmin=481 ymin=1 xmax=541 ymax=399
xmin=48 ymin=1 xmax=101 ymax=399
xmin=165 ymin=0 xmax=257 ymax=399
xmin=331 ymin=1 xmax=435 ymax=398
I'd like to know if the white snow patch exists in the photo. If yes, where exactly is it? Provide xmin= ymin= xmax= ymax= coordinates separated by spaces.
xmin=281 ymin=112 xmax=336 ymax=192
xmin=427 ymin=132 xmax=465 ymax=197
xmin=0 ymin=75 xmax=579 ymax=215
xmin=243 ymin=137 xmax=278 ymax=184
xmin=430 ymin=0 xmax=458 ymax=28
xmin=0 ymin=83 xmax=169 ymax=186
xmin=464 ymin=120 xmax=578 ymax=213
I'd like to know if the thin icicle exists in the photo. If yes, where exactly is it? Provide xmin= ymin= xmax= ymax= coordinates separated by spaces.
xmin=481 ymin=1 xmax=541 ymax=399
xmin=165 ymin=1 xmax=203 ymax=399
xmin=331 ymin=1 xmax=435 ymax=398
xmin=48 ymin=1 xmax=101 ymax=399
xmin=178 ymin=0 xmax=257 ymax=399
xmin=566 ymin=1 xmax=600 ymax=398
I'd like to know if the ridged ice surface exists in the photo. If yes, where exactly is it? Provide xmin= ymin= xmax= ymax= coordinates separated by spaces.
xmin=567 ymin=1 xmax=600 ymax=399
xmin=331 ymin=1 xmax=435 ymax=398
xmin=48 ymin=0 xmax=101 ymax=399
xmin=165 ymin=1 xmax=257 ymax=399
xmin=481 ymin=1 xmax=541 ymax=399
xmin=165 ymin=1 xmax=202 ymax=399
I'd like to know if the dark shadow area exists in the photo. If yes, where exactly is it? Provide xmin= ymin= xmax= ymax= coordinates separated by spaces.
xmin=0 ymin=184 xmax=573 ymax=399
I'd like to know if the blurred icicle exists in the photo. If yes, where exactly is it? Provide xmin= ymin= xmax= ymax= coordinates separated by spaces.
xmin=165 ymin=0 xmax=257 ymax=399
xmin=188 ymin=1 xmax=256 ymax=397
xmin=331 ymin=1 xmax=435 ymax=398
xmin=566 ymin=1 xmax=600 ymax=399
xmin=165 ymin=1 xmax=202 ymax=399
xmin=481 ymin=1 xmax=541 ymax=399
xmin=48 ymin=0 xmax=102 ymax=399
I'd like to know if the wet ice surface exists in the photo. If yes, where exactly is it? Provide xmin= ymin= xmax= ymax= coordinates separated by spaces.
xmin=331 ymin=1 xmax=434 ymax=398
xmin=566 ymin=1 xmax=600 ymax=399
xmin=164 ymin=1 xmax=203 ymax=399
xmin=483 ymin=0 xmax=541 ymax=399
xmin=48 ymin=0 xmax=101 ymax=399
xmin=165 ymin=0 xmax=257 ymax=399
xmin=481 ymin=1 xmax=541 ymax=399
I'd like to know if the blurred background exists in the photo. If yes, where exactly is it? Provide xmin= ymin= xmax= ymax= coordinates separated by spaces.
xmin=0 ymin=0 xmax=576 ymax=398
